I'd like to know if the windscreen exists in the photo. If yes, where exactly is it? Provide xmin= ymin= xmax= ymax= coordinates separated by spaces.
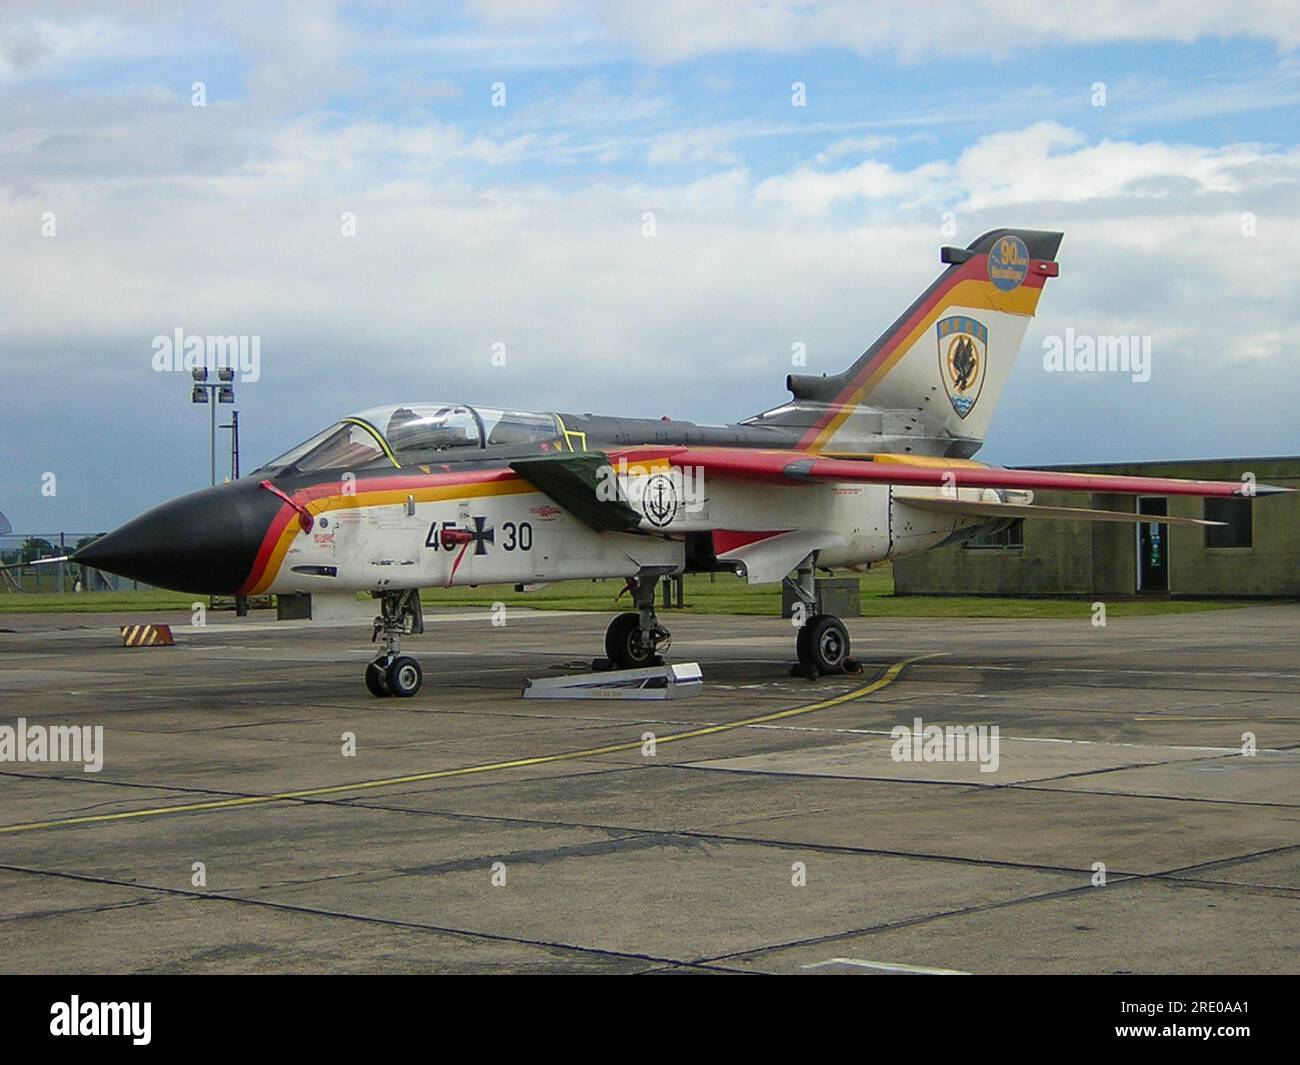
xmin=258 ymin=421 xmax=390 ymax=473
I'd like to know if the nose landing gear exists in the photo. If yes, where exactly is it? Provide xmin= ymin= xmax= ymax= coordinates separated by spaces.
xmin=603 ymin=575 xmax=672 ymax=669
xmin=366 ymin=589 xmax=425 ymax=698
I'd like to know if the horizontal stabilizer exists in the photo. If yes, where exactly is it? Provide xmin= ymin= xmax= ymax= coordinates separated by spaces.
xmin=894 ymin=494 xmax=1225 ymax=527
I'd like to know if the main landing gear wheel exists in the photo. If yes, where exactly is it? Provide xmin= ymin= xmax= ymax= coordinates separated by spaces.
xmin=786 ymin=557 xmax=857 ymax=678
xmin=796 ymin=622 xmax=814 ymax=665
xmin=806 ymin=613 xmax=850 ymax=674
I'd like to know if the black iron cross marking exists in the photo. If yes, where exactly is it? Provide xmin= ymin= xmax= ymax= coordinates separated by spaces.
xmin=430 ymin=517 xmax=496 ymax=554
xmin=465 ymin=515 xmax=495 ymax=555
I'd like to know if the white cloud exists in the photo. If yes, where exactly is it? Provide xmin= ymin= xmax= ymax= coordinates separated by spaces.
xmin=697 ymin=71 xmax=734 ymax=95
xmin=0 ymin=10 xmax=153 ymax=81
xmin=1 ymin=5 xmax=1298 ymax=528
xmin=591 ymin=0 xmax=1300 ymax=63
xmin=646 ymin=127 xmax=740 ymax=165
xmin=5 ymin=115 xmax=1296 ymax=398
xmin=814 ymin=134 xmax=897 ymax=165
xmin=954 ymin=122 xmax=1300 ymax=210
xmin=746 ymin=121 xmax=1300 ymax=219
xmin=755 ymin=157 xmax=943 ymax=213
xmin=467 ymin=0 xmax=578 ymax=22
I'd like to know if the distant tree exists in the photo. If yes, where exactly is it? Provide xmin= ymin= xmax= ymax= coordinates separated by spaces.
xmin=20 ymin=537 xmax=55 ymax=564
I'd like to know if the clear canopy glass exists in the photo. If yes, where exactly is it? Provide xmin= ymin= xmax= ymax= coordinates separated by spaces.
xmin=352 ymin=404 xmax=561 ymax=460
xmin=257 ymin=403 xmax=563 ymax=474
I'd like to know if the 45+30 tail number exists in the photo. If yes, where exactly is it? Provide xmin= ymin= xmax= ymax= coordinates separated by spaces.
xmin=424 ymin=519 xmax=533 ymax=554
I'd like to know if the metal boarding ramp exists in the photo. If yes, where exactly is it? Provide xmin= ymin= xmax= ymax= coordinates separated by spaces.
xmin=523 ymin=662 xmax=703 ymax=700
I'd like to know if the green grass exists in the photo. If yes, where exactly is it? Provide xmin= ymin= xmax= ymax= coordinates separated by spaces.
xmin=416 ymin=570 xmax=1250 ymax=619
xmin=0 ymin=590 xmax=199 ymax=614
xmin=0 ymin=568 xmax=1254 ymax=618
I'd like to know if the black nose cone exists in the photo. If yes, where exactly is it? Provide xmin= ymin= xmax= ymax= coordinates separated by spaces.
xmin=73 ymin=480 xmax=282 ymax=595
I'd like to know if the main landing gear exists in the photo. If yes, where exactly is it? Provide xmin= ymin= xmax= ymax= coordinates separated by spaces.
xmin=365 ymin=589 xmax=425 ymax=698
xmin=786 ymin=556 xmax=858 ymax=678
xmin=603 ymin=575 xmax=672 ymax=669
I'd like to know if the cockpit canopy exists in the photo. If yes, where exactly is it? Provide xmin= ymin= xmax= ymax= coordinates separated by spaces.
xmin=257 ymin=403 xmax=563 ymax=474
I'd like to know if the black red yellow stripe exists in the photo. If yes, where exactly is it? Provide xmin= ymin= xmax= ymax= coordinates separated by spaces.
xmin=798 ymin=252 xmax=1050 ymax=451
xmin=237 ymin=468 xmax=535 ymax=595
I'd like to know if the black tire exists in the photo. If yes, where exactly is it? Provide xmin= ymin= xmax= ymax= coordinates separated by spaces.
xmin=365 ymin=660 xmax=392 ymax=698
xmin=605 ymin=612 xmax=656 ymax=669
xmin=795 ymin=619 xmax=814 ymax=664
xmin=387 ymin=656 xmax=423 ymax=698
xmin=806 ymin=614 xmax=850 ymax=674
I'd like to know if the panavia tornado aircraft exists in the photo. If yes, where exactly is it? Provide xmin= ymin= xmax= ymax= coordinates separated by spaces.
xmin=69 ymin=228 xmax=1287 ymax=697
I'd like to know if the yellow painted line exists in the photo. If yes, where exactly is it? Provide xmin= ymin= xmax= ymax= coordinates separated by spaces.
xmin=554 ymin=413 xmax=588 ymax=453
xmin=0 ymin=654 xmax=937 ymax=836
xmin=555 ymin=412 xmax=573 ymax=451
xmin=1135 ymin=715 xmax=1300 ymax=722
xmin=340 ymin=417 xmax=400 ymax=468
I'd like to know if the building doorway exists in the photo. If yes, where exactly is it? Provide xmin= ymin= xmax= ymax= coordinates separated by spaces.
xmin=1137 ymin=497 xmax=1169 ymax=593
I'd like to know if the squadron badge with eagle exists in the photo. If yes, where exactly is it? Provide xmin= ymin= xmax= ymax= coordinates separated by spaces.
xmin=936 ymin=315 xmax=988 ymax=418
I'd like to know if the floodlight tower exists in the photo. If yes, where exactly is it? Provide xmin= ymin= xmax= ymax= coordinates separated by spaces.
xmin=191 ymin=368 xmax=236 ymax=486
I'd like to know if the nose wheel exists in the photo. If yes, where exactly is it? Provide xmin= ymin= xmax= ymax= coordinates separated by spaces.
xmin=365 ymin=590 xmax=425 ymax=698
xmin=605 ymin=611 xmax=669 ymax=669
xmin=602 ymin=575 xmax=672 ymax=670
xmin=367 ymin=654 xmax=423 ymax=698
xmin=365 ymin=659 xmax=391 ymax=697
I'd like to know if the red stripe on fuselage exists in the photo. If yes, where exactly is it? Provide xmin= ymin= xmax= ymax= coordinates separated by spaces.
xmin=712 ymin=529 xmax=789 ymax=555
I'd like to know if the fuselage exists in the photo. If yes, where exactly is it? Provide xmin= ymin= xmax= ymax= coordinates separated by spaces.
xmin=73 ymin=400 xmax=1003 ymax=596
xmin=72 ymin=228 xmax=1075 ymax=599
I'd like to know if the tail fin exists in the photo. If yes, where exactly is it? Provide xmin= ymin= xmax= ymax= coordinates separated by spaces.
xmin=782 ymin=228 xmax=1063 ymax=458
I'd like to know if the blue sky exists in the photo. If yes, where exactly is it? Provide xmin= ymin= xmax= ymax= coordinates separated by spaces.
xmin=2 ymin=1 xmax=1299 ymax=531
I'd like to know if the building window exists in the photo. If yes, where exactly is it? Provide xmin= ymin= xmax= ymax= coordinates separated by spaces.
xmin=1204 ymin=498 xmax=1252 ymax=548
xmin=965 ymin=520 xmax=1024 ymax=549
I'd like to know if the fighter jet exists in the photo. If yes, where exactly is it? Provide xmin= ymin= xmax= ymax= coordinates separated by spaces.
xmin=70 ymin=229 xmax=1288 ymax=696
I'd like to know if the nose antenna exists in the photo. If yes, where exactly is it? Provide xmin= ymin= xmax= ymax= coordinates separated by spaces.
xmin=0 ymin=555 xmax=69 ymax=572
